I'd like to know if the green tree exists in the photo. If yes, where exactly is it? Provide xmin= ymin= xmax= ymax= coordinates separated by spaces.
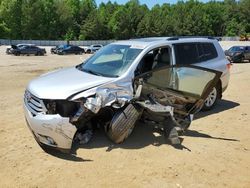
xmin=0 ymin=21 xmax=10 ymax=38
xmin=0 ymin=0 xmax=23 ymax=39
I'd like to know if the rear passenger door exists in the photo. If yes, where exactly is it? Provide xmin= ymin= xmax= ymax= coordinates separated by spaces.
xmin=30 ymin=46 xmax=37 ymax=54
xmin=20 ymin=46 xmax=29 ymax=54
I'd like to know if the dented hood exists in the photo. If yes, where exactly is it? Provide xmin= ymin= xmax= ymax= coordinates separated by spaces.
xmin=27 ymin=67 xmax=114 ymax=99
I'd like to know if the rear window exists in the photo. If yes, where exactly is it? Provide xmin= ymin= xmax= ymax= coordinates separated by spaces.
xmin=174 ymin=43 xmax=218 ymax=65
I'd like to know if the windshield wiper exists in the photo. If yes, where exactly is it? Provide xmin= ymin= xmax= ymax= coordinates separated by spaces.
xmin=82 ymin=68 xmax=104 ymax=76
xmin=80 ymin=68 xmax=119 ymax=78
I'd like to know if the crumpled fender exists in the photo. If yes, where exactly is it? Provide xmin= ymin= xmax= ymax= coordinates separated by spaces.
xmin=83 ymin=82 xmax=134 ymax=113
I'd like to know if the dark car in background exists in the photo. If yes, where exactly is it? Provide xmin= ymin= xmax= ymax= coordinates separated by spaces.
xmin=51 ymin=44 xmax=71 ymax=54
xmin=10 ymin=45 xmax=46 ymax=56
xmin=57 ymin=45 xmax=85 ymax=55
xmin=6 ymin=44 xmax=35 ymax=54
xmin=225 ymin=46 xmax=250 ymax=63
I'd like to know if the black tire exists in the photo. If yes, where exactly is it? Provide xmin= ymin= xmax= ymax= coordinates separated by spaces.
xmin=233 ymin=58 xmax=243 ymax=63
xmin=105 ymin=104 xmax=142 ymax=144
xmin=202 ymin=84 xmax=220 ymax=111
xmin=87 ymin=50 xmax=91 ymax=54
xmin=15 ymin=52 xmax=20 ymax=56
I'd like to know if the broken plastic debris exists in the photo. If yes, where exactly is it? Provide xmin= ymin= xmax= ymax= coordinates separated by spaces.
xmin=76 ymin=130 xmax=93 ymax=144
xmin=168 ymin=127 xmax=180 ymax=145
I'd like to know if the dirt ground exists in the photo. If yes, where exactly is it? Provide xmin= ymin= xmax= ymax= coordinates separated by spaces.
xmin=0 ymin=41 xmax=250 ymax=188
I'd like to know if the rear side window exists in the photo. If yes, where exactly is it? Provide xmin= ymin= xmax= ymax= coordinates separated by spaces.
xmin=174 ymin=43 xmax=218 ymax=65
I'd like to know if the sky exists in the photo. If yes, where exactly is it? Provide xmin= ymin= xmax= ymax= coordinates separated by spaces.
xmin=95 ymin=0 xmax=221 ymax=8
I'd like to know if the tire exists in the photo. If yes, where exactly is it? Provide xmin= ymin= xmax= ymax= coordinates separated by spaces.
xmin=233 ymin=58 xmax=243 ymax=63
xmin=105 ymin=104 xmax=142 ymax=144
xmin=87 ymin=50 xmax=91 ymax=54
xmin=15 ymin=52 xmax=20 ymax=56
xmin=202 ymin=85 xmax=220 ymax=111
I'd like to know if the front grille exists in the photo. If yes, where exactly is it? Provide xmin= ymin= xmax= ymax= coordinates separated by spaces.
xmin=24 ymin=90 xmax=46 ymax=116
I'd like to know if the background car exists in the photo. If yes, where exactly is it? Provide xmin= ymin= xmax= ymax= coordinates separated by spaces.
xmin=57 ymin=45 xmax=85 ymax=55
xmin=50 ymin=44 xmax=71 ymax=54
xmin=84 ymin=44 xmax=103 ymax=54
xmin=225 ymin=46 xmax=250 ymax=63
xmin=11 ymin=45 xmax=46 ymax=56
xmin=6 ymin=44 xmax=35 ymax=54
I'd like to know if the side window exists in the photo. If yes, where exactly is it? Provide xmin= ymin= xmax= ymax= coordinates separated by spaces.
xmin=202 ymin=43 xmax=218 ymax=61
xmin=136 ymin=47 xmax=171 ymax=75
xmin=174 ymin=42 xmax=218 ymax=65
xmin=174 ymin=43 xmax=199 ymax=65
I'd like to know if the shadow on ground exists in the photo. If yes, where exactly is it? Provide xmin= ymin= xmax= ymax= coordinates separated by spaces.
xmin=195 ymin=99 xmax=240 ymax=120
xmin=41 ymin=145 xmax=93 ymax=162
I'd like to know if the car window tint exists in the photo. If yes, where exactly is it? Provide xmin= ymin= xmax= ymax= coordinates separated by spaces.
xmin=174 ymin=43 xmax=199 ymax=65
xmin=202 ymin=43 xmax=218 ymax=60
xmin=174 ymin=43 xmax=217 ymax=65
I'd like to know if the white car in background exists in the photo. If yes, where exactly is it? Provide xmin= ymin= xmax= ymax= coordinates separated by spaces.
xmin=84 ymin=44 xmax=103 ymax=54
xmin=24 ymin=37 xmax=230 ymax=152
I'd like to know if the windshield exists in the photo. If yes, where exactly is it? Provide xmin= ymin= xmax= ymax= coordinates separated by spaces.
xmin=78 ymin=44 xmax=143 ymax=77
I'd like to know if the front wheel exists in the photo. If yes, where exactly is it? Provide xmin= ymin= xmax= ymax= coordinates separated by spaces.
xmin=105 ymin=104 xmax=142 ymax=144
xmin=202 ymin=86 xmax=219 ymax=111
xmin=15 ymin=52 xmax=20 ymax=56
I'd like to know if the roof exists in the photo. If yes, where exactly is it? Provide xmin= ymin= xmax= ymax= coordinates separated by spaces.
xmin=114 ymin=36 xmax=217 ymax=49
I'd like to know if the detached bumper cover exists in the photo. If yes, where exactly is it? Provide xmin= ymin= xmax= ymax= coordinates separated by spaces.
xmin=23 ymin=103 xmax=77 ymax=150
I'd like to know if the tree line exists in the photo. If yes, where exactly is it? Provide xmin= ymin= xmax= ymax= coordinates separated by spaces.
xmin=0 ymin=0 xmax=249 ymax=40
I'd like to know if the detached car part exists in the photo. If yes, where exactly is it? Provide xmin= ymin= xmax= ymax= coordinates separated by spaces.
xmin=105 ymin=104 xmax=143 ymax=143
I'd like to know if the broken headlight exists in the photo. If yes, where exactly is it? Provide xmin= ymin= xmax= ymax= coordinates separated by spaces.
xmin=43 ymin=100 xmax=80 ymax=117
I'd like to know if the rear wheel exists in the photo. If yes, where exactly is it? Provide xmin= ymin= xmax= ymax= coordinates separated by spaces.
xmin=202 ymin=85 xmax=220 ymax=111
xmin=105 ymin=104 xmax=142 ymax=144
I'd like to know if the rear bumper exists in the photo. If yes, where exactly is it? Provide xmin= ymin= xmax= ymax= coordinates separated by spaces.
xmin=23 ymin=103 xmax=77 ymax=150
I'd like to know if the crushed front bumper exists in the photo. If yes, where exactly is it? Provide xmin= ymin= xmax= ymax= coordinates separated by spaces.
xmin=23 ymin=103 xmax=77 ymax=150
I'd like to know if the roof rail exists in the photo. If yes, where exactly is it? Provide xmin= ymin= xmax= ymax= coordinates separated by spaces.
xmin=167 ymin=36 xmax=216 ymax=41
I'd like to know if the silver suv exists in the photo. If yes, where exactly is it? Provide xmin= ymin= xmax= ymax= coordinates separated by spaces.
xmin=24 ymin=37 xmax=230 ymax=152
